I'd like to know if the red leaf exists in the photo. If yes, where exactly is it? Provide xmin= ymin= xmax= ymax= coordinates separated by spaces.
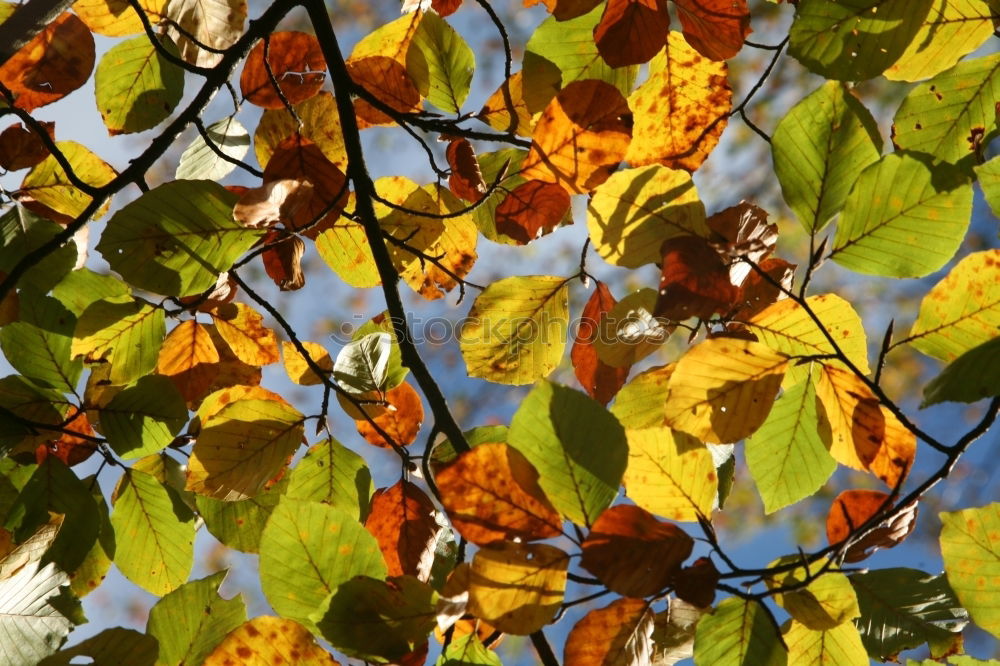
xmin=595 ymin=0 xmax=671 ymax=67
xmin=446 ymin=137 xmax=487 ymax=202
xmin=672 ymin=557 xmax=719 ymax=608
xmin=240 ymin=31 xmax=327 ymax=109
xmin=674 ymin=0 xmax=752 ymax=61
xmin=654 ymin=235 xmax=741 ymax=321
xmin=495 ymin=180 xmax=571 ymax=244
xmin=571 ymin=282 xmax=630 ymax=405
xmin=432 ymin=0 xmax=463 ymax=16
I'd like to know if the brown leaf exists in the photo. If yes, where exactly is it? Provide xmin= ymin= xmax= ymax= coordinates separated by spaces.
xmin=350 ymin=56 xmax=422 ymax=128
xmin=0 ymin=12 xmax=95 ymax=111
xmin=571 ymin=282 xmax=630 ymax=405
xmin=446 ymin=138 xmax=487 ymax=202
xmin=262 ymin=232 xmax=306 ymax=291
xmin=826 ymin=489 xmax=918 ymax=563
xmin=495 ymin=180 xmax=571 ymax=244
xmin=365 ymin=480 xmax=442 ymax=580
xmin=595 ymin=0 xmax=671 ymax=67
xmin=261 ymin=136 xmax=349 ymax=239
xmin=435 ymin=442 xmax=562 ymax=545
xmin=564 ymin=597 xmax=654 ymax=666
xmin=0 ymin=122 xmax=53 ymax=171
xmin=672 ymin=557 xmax=719 ymax=608
xmin=581 ymin=504 xmax=693 ymax=598
xmin=35 ymin=407 xmax=96 ymax=466
xmin=707 ymin=201 xmax=777 ymax=285
xmin=654 ymin=235 xmax=741 ymax=321
xmin=355 ymin=381 xmax=424 ymax=448
xmin=521 ymin=80 xmax=632 ymax=194
xmin=730 ymin=257 xmax=794 ymax=321
xmin=233 ymin=179 xmax=315 ymax=230
xmin=523 ymin=0 xmax=603 ymax=21
xmin=240 ymin=31 xmax=327 ymax=109
xmin=178 ymin=273 xmax=238 ymax=313
xmin=674 ymin=0 xmax=752 ymax=61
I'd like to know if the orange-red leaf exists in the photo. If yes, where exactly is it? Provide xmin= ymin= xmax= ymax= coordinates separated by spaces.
xmin=654 ymin=235 xmax=741 ymax=321
xmin=365 ymin=480 xmax=442 ymax=580
xmin=595 ymin=0 xmax=671 ymax=67
xmin=446 ymin=138 xmax=487 ymax=202
xmin=672 ymin=556 xmax=719 ymax=608
xmin=261 ymin=137 xmax=349 ymax=239
xmin=572 ymin=281 xmax=630 ymax=405
xmin=495 ymin=180 xmax=571 ymax=245
xmin=674 ymin=0 xmax=751 ymax=61
xmin=0 ymin=12 xmax=95 ymax=111
xmin=436 ymin=442 xmax=562 ymax=545
xmin=0 ymin=122 xmax=53 ymax=171
xmin=240 ymin=31 xmax=326 ymax=109
xmin=826 ymin=489 xmax=918 ymax=563
xmin=432 ymin=0 xmax=462 ymax=16
xmin=563 ymin=598 xmax=653 ymax=666
xmin=262 ymin=232 xmax=306 ymax=291
xmin=521 ymin=80 xmax=632 ymax=194
xmin=355 ymin=381 xmax=424 ymax=448
xmin=581 ymin=504 xmax=693 ymax=598
xmin=35 ymin=408 xmax=96 ymax=467
xmin=523 ymin=0 xmax=603 ymax=21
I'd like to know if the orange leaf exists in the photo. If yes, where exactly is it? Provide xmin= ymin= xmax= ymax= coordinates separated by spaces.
xmin=156 ymin=320 xmax=221 ymax=404
xmin=262 ymin=232 xmax=306 ymax=291
xmin=654 ymin=235 xmax=741 ymax=321
xmin=813 ymin=366 xmax=886 ymax=471
xmin=571 ymin=281 xmax=629 ymax=405
xmin=495 ymin=180 xmax=571 ymax=245
xmin=212 ymin=302 xmax=280 ymax=367
xmin=523 ymin=0 xmax=603 ymax=20
xmin=0 ymin=12 xmax=95 ymax=111
xmin=594 ymin=0 xmax=671 ymax=67
xmin=0 ymin=121 xmax=53 ymax=171
xmin=432 ymin=0 xmax=462 ymax=16
xmin=239 ymin=31 xmax=327 ymax=109
xmin=281 ymin=340 xmax=332 ymax=386
xmin=436 ymin=442 xmax=562 ymax=545
xmin=35 ymin=408 xmax=96 ymax=467
xmin=672 ymin=556 xmax=719 ymax=608
xmin=355 ymin=381 xmax=424 ymax=448
xmin=826 ymin=489 xmax=917 ymax=563
xmin=446 ymin=138 xmax=487 ymax=202
xmin=202 ymin=324 xmax=263 ymax=399
xmin=262 ymin=137 xmax=349 ymax=239
xmin=477 ymin=72 xmax=538 ymax=137
xmin=349 ymin=56 xmax=423 ymax=128
xmin=674 ymin=0 xmax=751 ymax=61
xmin=581 ymin=504 xmax=693 ymax=597
xmin=730 ymin=257 xmax=795 ymax=321
xmin=364 ymin=480 xmax=442 ymax=579
xmin=563 ymin=598 xmax=653 ymax=666
xmin=521 ymin=80 xmax=632 ymax=194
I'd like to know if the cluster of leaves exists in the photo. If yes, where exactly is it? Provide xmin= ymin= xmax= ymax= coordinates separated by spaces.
xmin=0 ymin=0 xmax=998 ymax=663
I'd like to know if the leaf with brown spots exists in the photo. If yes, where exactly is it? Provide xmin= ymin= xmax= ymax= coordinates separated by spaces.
xmin=826 ymin=489 xmax=917 ymax=563
xmin=0 ymin=122 xmax=53 ymax=171
xmin=654 ymin=235 xmax=741 ymax=322
xmin=594 ymin=0 xmax=671 ymax=67
xmin=571 ymin=281 xmax=630 ymax=405
xmin=446 ymin=137 xmax=487 ymax=202
xmin=521 ymin=80 xmax=632 ymax=194
xmin=564 ymin=597 xmax=654 ymax=666
xmin=204 ymin=616 xmax=339 ymax=665
xmin=495 ymin=180 xmax=571 ymax=245
xmin=261 ymin=137 xmax=349 ymax=239
xmin=435 ymin=442 xmax=562 ymax=545
xmin=673 ymin=0 xmax=751 ymax=61
xmin=364 ymin=480 xmax=442 ymax=580
xmin=355 ymin=381 xmax=424 ymax=448
xmin=239 ymin=31 xmax=327 ymax=109
xmin=346 ymin=13 xmax=424 ymax=128
xmin=156 ymin=320 xmax=221 ymax=404
xmin=626 ymin=33 xmax=731 ymax=172
xmin=581 ymin=504 xmax=693 ymax=597
xmin=212 ymin=302 xmax=280 ymax=367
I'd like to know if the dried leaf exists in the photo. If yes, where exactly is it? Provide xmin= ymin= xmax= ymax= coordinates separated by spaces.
xmin=594 ymin=0 xmax=671 ymax=67
xmin=674 ymin=0 xmax=751 ymax=61
xmin=826 ymin=489 xmax=917 ymax=562
xmin=262 ymin=233 xmax=306 ymax=291
xmin=240 ymin=32 xmax=327 ymax=109
xmin=364 ymin=481 xmax=442 ymax=580
xmin=571 ymin=282 xmax=630 ymax=404
xmin=0 ymin=122 xmax=53 ymax=171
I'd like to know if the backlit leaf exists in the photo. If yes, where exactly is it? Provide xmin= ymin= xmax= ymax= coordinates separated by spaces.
xmin=673 ymin=0 xmax=750 ymax=61
xmin=72 ymin=298 xmax=164 ymax=385
xmin=564 ymin=598 xmax=654 ymax=666
xmin=176 ymin=117 xmax=251 ymax=181
xmin=477 ymin=72 xmax=537 ymax=137
xmin=164 ymin=0 xmax=246 ymax=68
xmin=437 ymin=633 xmax=501 ymax=666
xmin=260 ymin=137 xmax=348 ymax=238
xmin=883 ymin=0 xmax=994 ymax=82
xmin=315 ymin=219 xmax=381 ymax=288
xmin=571 ymin=281 xmax=630 ymax=404
xmin=285 ymin=437 xmax=373 ymax=519
xmin=254 ymin=92 xmax=347 ymax=171
xmin=282 ymin=340 xmax=332 ymax=386
xmin=365 ymin=481 xmax=441 ymax=580
xmin=71 ymin=0 xmax=165 ymax=37
xmin=98 ymin=375 xmax=187 ymax=460
xmin=767 ymin=556 xmax=860 ymax=630
xmin=922 ymin=337 xmax=1000 ymax=407
xmin=610 ymin=364 xmax=673 ymax=430
xmin=593 ymin=288 xmax=670 ymax=369
xmin=94 ymin=35 xmax=184 ymax=135
xmin=0 ymin=294 xmax=81 ymax=392
xmin=692 ymin=596 xmax=785 ymax=666
xmin=783 ymin=620 xmax=867 ymax=665
xmin=355 ymin=381 xmax=423 ymax=448
xmin=334 ymin=332 xmax=392 ymax=395
xmin=156 ymin=319 xmax=220 ymax=403
xmin=495 ymin=180 xmax=571 ymax=245
xmin=594 ymin=0 xmax=671 ymax=67
xmin=0 ymin=121 xmax=53 ymax=171
xmin=196 ymin=479 xmax=287 ymax=553
xmin=18 ymin=141 xmax=116 ymax=223
xmin=37 ymin=627 xmax=157 ymax=666
xmin=406 ymin=11 xmax=474 ymax=113
xmin=622 ymin=427 xmax=716 ymax=522
xmin=0 ymin=561 xmax=72 ymax=665
xmin=205 ymin=616 xmax=338 ymax=665
xmin=976 ymin=156 xmax=1000 ymax=217
xmin=826 ymin=489 xmax=916 ymax=561
xmin=240 ymin=31 xmax=326 ymax=109
xmin=940 ymin=503 xmax=1000 ymax=639
xmin=509 ymin=380 xmax=628 ymax=526
xmin=346 ymin=13 xmax=423 ymax=127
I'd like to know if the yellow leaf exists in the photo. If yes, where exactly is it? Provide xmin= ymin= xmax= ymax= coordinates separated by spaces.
xmin=282 ymin=340 xmax=333 ymax=386
xmin=623 ymin=427 xmax=716 ymax=522
xmin=254 ymin=91 xmax=348 ymax=172
xmin=212 ymin=302 xmax=280 ymax=367
xmin=315 ymin=205 xmax=382 ymax=289
xmin=767 ymin=556 xmax=860 ymax=629
xmin=196 ymin=384 xmax=285 ymax=423
xmin=204 ymin=616 xmax=339 ymax=665
xmin=783 ymin=619 xmax=869 ymax=666
xmin=156 ymin=320 xmax=220 ymax=402
xmin=72 ymin=0 xmax=166 ymax=37
xmin=18 ymin=141 xmax=116 ymax=223
xmin=664 ymin=339 xmax=787 ymax=443
xmin=610 ymin=364 xmax=674 ymax=430
xmin=625 ymin=34 xmax=732 ymax=171
xmin=477 ymin=72 xmax=537 ymax=138
xmin=468 ymin=541 xmax=568 ymax=635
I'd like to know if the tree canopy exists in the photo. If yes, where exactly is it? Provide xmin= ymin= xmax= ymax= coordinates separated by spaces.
xmin=0 ymin=0 xmax=997 ymax=663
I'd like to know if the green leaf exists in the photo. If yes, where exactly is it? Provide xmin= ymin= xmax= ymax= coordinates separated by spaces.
xmin=922 ymin=337 xmax=1000 ymax=407
xmin=908 ymin=249 xmax=1000 ymax=361
xmin=883 ymin=0 xmax=995 ymax=82
xmin=850 ymin=568 xmax=968 ymax=661
xmin=110 ymin=467 xmax=195 ymax=595
xmin=175 ymin=116 xmax=250 ymax=181
xmin=586 ymin=164 xmax=708 ymax=268
xmin=259 ymin=498 xmax=387 ymax=631
xmin=351 ymin=315 xmax=408 ymax=391
xmin=99 ymin=375 xmax=188 ymax=459
xmin=771 ymin=81 xmax=881 ymax=233
xmin=5 ymin=458 xmax=99 ymax=575
xmin=976 ymin=156 xmax=1000 ymax=218
xmin=146 ymin=570 xmax=247 ymax=666
xmin=314 ymin=575 xmax=437 ymax=662
xmin=437 ymin=633 xmax=502 ymax=666
xmin=693 ymin=596 xmax=786 ymax=666
xmin=196 ymin=479 xmax=287 ymax=553
xmin=472 ymin=149 xmax=529 ymax=243
xmin=609 ymin=364 xmax=672 ymax=430
xmin=94 ymin=35 xmax=184 ymax=135
xmin=524 ymin=4 xmax=636 ymax=101
xmin=893 ymin=54 xmax=1000 ymax=167
xmin=0 ymin=206 xmax=77 ymax=293
xmin=784 ymin=620 xmax=867 ymax=665
xmin=746 ymin=377 xmax=836 ymax=514
xmin=509 ymin=380 xmax=627 ymax=526
xmin=830 ymin=154 xmax=972 ymax=277
xmin=0 ymin=561 xmax=73 ymax=665
xmin=430 ymin=424 xmax=508 ymax=467
xmin=459 ymin=275 xmax=569 ymax=385
xmin=38 ymin=627 xmax=158 ymax=666
xmin=788 ymin=0 xmax=928 ymax=81
xmin=0 ymin=293 xmax=81 ymax=392
xmin=52 ymin=268 xmax=131 ymax=317
xmin=285 ymin=438 xmax=373 ymax=520
xmin=97 ymin=180 xmax=261 ymax=297
xmin=69 ymin=483 xmax=114 ymax=599
xmin=19 ymin=142 xmax=117 ymax=221
xmin=406 ymin=12 xmax=474 ymax=113
xmin=334 ymin=332 xmax=392 ymax=395
xmin=940 ymin=503 xmax=1000 ymax=639
xmin=72 ymin=298 xmax=165 ymax=385
xmin=0 ymin=376 xmax=65 ymax=455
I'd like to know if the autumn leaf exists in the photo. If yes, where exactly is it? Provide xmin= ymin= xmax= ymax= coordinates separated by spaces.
xmin=594 ymin=0 xmax=671 ymax=67
xmin=673 ymin=0 xmax=751 ymax=61
xmin=826 ymin=489 xmax=917 ymax=562
xmin=364 ymin=480 xmax=441 ymax=580
xmin=281 ymin=340 xmax=333 ymax=386
xmin=0 ymin=122 xmax=53 ymax=171
xmin=240 ymin=32 xmax=326 ymax=109
xmin=355 ymin=381 xmax=424 ymax=448
xmin=495 ymin=180 xmax=571 ymax=245
xmin=564 ymin=598 xmax=654 ymax=665
xmin=623 ymin=427 xmax=717 ymax=522
xmin=212 ymin=302 xmax=280 ymax=367
xmin=204 ymin=617 xmax=337 ymax=665
xmin=571 ymin=281 xmax=630 ymax=405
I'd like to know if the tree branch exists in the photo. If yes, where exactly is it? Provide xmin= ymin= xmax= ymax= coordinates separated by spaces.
xmin=0 ymin=0 xmax=74 ymax=66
